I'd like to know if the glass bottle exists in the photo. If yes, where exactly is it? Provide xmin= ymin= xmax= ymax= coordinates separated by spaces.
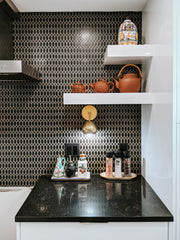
xmin=105 ymin=151 xmax=113 ymax=178
xmin=78 ymin=154 xmax=87 ymax=177
xmin=114 ymin=151 xmax=122 ymax=178
xmin=123 ymin=151 xmax=131 ymax=177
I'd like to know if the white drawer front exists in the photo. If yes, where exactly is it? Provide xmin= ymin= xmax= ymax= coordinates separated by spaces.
xmin=19 ymin=222 xmax=168 ymax=240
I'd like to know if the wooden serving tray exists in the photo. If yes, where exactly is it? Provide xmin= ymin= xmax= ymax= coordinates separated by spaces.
xmin=51 ymin=172 xmax=91 ymax=181
xmin=100 ymin=172 xmax=137 ymax=180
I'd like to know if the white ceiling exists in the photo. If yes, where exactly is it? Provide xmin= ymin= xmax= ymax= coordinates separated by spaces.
xmin=11 ymin=0 xmax=148 ymax=12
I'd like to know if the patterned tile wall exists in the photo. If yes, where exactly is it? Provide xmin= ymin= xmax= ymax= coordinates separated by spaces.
xmin=0 ymin=12 xmax=141 ymax=186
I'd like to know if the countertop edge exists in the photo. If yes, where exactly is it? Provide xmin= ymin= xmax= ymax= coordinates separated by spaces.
xmin=15 ymin=216 xmax=174 ymax=223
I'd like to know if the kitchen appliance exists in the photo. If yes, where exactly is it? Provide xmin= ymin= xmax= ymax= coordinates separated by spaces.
xmin=0 ymin=1 xmax=41 ymax=81
xmin=0 ymin=60 xmax=42 ymax=81
xmin=112 ymin=64 xmax=142 ymax=93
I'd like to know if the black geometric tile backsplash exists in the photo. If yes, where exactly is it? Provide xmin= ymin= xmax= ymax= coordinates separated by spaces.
xmin=0 ymin=12 xmax=141 ymax=186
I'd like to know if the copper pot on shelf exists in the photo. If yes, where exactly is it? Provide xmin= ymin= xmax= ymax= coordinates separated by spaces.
xmin=112 ymin=64 xmax=142 ymax=93
xmin=90 ymin=79 xmax=114 ymax=93
xmin=71 ymin=81 xmax=90 ymax=93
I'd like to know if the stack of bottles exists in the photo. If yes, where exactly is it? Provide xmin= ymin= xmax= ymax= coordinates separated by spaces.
xmin=105 ymin=143 xmax=132 ymax=178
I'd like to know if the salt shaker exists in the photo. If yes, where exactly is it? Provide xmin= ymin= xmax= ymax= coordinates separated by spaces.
xmin=123 ymin=151 xmax=131 ymax=177
xmin=105 ymin=151 xmax=113 ymax=177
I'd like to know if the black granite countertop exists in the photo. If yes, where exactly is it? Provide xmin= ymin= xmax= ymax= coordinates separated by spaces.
xmin=15 ymin=175 xmax=173 ymax=222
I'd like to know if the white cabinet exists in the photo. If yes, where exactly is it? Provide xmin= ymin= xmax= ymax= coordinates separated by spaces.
xmin=17 ymin=222 xmax=169 ymax=240
xmin=177 ymin=53 xmax=180 ymax=122
xmin=177 ymin=74 xmax=180 ymax=123
xmin=176 ymin=2 xmax=180 ymax=123
xmin=176 ymin=124 xmax=180 ymax=239
xmin=0 ymin=187 xmax=31 ymax=240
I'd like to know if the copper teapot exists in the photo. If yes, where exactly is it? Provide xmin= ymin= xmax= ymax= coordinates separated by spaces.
xmin=71 ymin=81 xmax=90 ymax=93
xmin=112 ymin=64 xmax=142 ymax=93
xmin=90 ymin=79 xmax=114 ymax=93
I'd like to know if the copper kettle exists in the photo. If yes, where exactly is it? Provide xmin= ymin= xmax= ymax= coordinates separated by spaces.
xmin=112 ymin=64 xmax=142 ymax=93
xmin=90 ymin=79 xmax=114 ymax=93
xmin=71 ymin=81 xmax=90 ymax=93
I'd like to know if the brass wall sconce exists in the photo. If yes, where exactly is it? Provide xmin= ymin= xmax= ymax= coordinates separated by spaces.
xmin=82 ymin=105 xmax=97 ymax=134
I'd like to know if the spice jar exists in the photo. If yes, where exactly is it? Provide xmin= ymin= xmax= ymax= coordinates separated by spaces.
xmin=105 ymin=151 xmax=113 ymax=177
xmin=114 ymin=151 xmax=122 ymax=178
xmin=123 ymin=151 xmax=131 ymax=177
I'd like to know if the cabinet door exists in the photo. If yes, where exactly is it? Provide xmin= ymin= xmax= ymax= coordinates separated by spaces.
xmin=177 ymin=63 xmax=180 ymax=123
xmin=0 ymin=188 xmax=31 ymax=240
xmin=176 ymin=6 xmax=180 ymax=123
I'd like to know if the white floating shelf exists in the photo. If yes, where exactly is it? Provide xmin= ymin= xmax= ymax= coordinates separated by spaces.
xmin=104 ymin=45 xmax=153 ymax=65
xmin=63 ymin=93 xmax=172 ymax=105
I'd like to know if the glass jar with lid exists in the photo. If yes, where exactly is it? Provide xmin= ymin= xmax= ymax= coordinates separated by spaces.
xmin=118 ymin=19 xmax=138 ymax=45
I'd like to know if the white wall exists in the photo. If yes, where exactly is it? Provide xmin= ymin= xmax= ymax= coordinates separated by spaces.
xmin=174 ymin=0 xmax=180 ymax=239
xmin=142 ymin=0 xmax=173 ymax=212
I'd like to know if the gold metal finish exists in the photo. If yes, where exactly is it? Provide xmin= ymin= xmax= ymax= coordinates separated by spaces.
xmin=100 ymin=172 xmax=137 ymax=180
xmin=82 ymin=105 xmax=97 ymax=134
xmin=82 ymin=121 xmax=97 ymax=134
xmin=82 ymin=105 xmax=97 ymax=121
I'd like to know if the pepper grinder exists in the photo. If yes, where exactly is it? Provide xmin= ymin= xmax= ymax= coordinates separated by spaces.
xmin=123 ymin=151 xmax=131 ymax=177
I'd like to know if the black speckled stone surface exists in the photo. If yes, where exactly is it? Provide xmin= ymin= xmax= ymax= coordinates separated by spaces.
xmin=15 ymin=175 xmax=173 ymax=222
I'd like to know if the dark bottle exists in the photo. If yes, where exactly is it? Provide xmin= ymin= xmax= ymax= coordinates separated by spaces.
xmin=65 ymin=156 xmax=76 ymax=178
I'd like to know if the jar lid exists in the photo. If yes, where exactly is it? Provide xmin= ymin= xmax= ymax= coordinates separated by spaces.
xmin=114 ymin=151 xmax=122 ymax=158
xmin=122 ymin=151 xmax=130 ymax=158
xmin=75 ymin=81 xmax=83 ymax=85
xmin=106 ymin=151 xmax=114 ymax=158
xmin=120 ymin=143 xmax=128 ymax=151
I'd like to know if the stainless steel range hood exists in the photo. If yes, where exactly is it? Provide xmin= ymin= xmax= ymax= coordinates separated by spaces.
xmin=0 ymin=60 xmax=42 ymax=81
xmin=0 ymin=1 xmax=42 ymax=81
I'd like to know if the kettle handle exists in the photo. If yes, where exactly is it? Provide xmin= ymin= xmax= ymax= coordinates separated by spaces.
xmin=108 ymin=81 xmax=114 ymax=92
xmin=117 ymin=64 xmax=142 ymax=79
xmin=85 ymin=85 xmax=90 ymax=93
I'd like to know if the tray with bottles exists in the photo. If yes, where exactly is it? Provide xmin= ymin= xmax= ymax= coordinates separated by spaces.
xmin=100 ymin=172 xmax=137 ymax=180
xmin=51 ymin=172 xmax=91 ymax=181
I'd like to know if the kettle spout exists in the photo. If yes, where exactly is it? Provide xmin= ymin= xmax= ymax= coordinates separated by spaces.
xmin=90 ymin=82 xmax=94 ymax=89
xmin=112 ymin=77 xmax=119 ymax=89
